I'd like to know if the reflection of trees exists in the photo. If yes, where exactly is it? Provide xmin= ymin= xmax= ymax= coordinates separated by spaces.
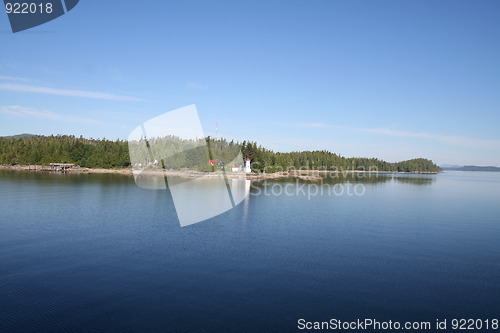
xmin=0 ymin=169 xmax=134 ymax=186
xmin=391 ymin=175 xmax=435 ymax=185
xmin=252 ymin=174 xmax=393 ymax=186
xmin=249 ymin=173 xmax=436 ymax=191
xmin=314 ymin=173 xmax=435 ymax=186
xmin=318 ymin=174 xmax=393 ymax=185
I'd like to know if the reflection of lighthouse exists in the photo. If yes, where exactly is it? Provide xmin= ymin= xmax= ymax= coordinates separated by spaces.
xmin=245 ymin=157 xmax=251 ymax=173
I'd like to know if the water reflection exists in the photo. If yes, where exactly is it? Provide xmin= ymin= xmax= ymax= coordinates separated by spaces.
xmin=0 ymin=169 xmax=134 ymax=187
xmin=392 ymin=175 xmax=436 ymax=185
xmin=253 ymin=173 xmax=435 ymax=185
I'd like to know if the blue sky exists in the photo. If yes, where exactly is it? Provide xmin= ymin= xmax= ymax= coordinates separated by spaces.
xmin=1 ymin=0 xmax=499 ymax=166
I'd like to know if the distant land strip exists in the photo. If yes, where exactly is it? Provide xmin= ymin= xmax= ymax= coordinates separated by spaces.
xmin=443 ymin=165 xmax=500 ymax=172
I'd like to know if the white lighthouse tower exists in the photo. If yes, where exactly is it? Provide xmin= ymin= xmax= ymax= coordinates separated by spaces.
xmin=244 ymin=157 xmax=251 ymax=173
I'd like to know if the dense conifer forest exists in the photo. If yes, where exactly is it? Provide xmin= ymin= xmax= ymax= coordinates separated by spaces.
xmin=0 ymin=135 xmax=441 ymax=173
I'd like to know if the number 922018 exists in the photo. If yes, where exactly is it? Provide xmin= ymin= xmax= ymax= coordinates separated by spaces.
xmin=5 ymin=2 xmax=53 ymax=14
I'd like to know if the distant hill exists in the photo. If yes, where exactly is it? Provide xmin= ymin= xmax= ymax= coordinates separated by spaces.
xmin=443 ymin=165 xmax=500 ymax=172
xmin=1 ymin=133 xmax=38 ymax=139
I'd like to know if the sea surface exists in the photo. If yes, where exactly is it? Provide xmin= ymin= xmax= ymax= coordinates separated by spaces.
xmin=0 ymin=170 xmax=499 ymax=332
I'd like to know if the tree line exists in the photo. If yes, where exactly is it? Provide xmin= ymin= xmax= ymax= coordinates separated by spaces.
xmin=0 ymin=135 xmax=441 ymax=172
xmin=0 ymin=135 xmax=129 ymax=169
xmin=240 ymin=141 xmax=441 ymax=173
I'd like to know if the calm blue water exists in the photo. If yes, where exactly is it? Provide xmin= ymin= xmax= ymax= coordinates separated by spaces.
xmin=0 ymin=171 xmax=499 ymax=332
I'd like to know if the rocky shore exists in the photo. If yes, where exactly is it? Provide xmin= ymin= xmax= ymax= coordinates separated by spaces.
xmin=0 ymin=164 xmax=439 ymax=181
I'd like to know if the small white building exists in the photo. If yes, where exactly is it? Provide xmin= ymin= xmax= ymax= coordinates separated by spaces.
xmin=231 ymin=166 xmax=240 ymax=172
xmin=244 ymin=157 xmax=251 ymax=173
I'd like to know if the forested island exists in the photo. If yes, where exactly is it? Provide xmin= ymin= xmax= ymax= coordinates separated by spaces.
xmin=0 ymin=135 xmax=441 ymax=173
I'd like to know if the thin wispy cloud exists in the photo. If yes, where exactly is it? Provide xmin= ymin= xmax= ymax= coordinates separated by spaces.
xmin=0 ymin=105 xmax=104 ymax=126
xmin=281 ymin=122 xmax=348 ymax=129
xmin=360 ymin=127 xmax=436 ymax=139
xmin=430 ymin=134 xmax=500 ymax=150
xmin=0 ymin=82 xmax=141 ymax=101
xmin=282 ymin=121 xmax=500 ymax=151
xmin=283 ymin=122 xmax=335 ymax=128
xmin=0 ymin=75 xmax=32 ymax=82
xmin=360 ymin=127 xmax=500 ymax=150
xmin=187 ymin=81 xmax=208 ymax=90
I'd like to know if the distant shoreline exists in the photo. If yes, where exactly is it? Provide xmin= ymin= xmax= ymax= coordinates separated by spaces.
xmin=0 ymin=164 xmax=439 ymax=181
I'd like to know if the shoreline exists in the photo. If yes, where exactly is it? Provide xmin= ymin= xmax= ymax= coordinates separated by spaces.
xmin=0 ymin=164 xmax=133 ymax=175
xmin=0 ymin=164 xmax=439 ymax=181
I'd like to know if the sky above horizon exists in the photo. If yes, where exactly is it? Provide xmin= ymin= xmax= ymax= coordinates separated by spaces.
xmin=1 ymin=0 xmax=499 ymax=166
